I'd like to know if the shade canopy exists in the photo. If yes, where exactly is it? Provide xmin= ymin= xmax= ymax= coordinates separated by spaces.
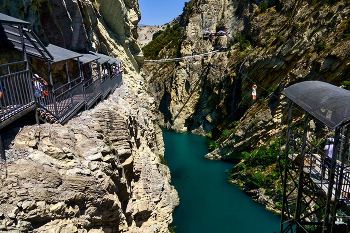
xmin=108 ymin=57 xmax=122 ymax=65
xmin=45 ymin=43 xmax=82 ymax=63
xmin=282 ymin=81 xmax=350 ymax=129
xmin=77 ymin=52 xmax=99 ymax=64
xmin=0 ymin=13 xmax=30 ymax=25
xmin=90 ymin=52 xmax=110 ymax=64
xmin=0 ymin=24 xmax=52 ymax=60
xmin=91 ymin=52 xmax=122 ymax=65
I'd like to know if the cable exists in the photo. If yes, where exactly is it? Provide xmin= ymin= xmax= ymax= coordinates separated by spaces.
xmin=144 ymin=50 xmax=224 ymax=63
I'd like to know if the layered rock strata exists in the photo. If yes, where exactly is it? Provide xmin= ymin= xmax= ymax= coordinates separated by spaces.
xmin=0 ymin=84 xmax=179 ymax=232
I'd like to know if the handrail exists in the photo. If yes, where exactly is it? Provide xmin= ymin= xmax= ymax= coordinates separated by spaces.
xmin=0 ymin=69 xmax=28 ymax=79
xmin=1 ymin=60 xmax=123 ymax=129
xmin=28 ymin=62 xmax=50 ymax=81
xmin=0 ymin=60 xmax=26 ymax=69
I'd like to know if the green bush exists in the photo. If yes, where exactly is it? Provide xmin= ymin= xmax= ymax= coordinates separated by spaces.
xmin=341 ymin=81 xmax=350 ymax=90
xmin=142 ymin=24 xmax=183 ymax=60
xmin=208 ymin=141 xmax=218 ymax=151
xmin=267 ymin=85 xmax=277 ymax=93
xmin=264 ymin=188 xmax=272 ymax=196
xmin=220 ymin=129 xmax=230 ymax=140
xmin=246 ymin=172 xmax=265 ymax=188
xmin=152 ymin=30 xmax=163 ymax=40
xmin=315 ymin=41 xmax=327 ymax=52
xmin=169 ymin=226 xmax=177 ymax=233
xmin=293 ymin=23 xmax=300 ymax=31
xmin=233 ymin=33 xmax=250 ymax=51
xmin=259 ymin=3 xmax=268 ymax=13
xmin=343 ymin=22 xmax=350 ymax=38
xmin=206 ymin=132 xmax=212 ymax=139
xmin=159 ymin=154 xmax=167 ymax=165
xmin=243 ymin=141 xmax=279 ymax=168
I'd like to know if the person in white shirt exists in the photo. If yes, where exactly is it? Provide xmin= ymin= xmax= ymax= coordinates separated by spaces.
xmin=103 ymin=67 xmax=108 ymax=77
xmin=252 ymin=84 xmax=257 ymax=100
xmin=323 ymin=137 xmax=334 ymax=180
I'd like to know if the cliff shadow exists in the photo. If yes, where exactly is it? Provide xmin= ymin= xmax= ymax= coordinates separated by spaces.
xmin=173 ymin=55 xmax=216 ymax=123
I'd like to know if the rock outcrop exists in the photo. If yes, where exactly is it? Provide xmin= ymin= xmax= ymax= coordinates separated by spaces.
xmin=138 ymin=25 xmax=166 ymax=47
xmin=1 ymin=85 xmax=179 ymax=232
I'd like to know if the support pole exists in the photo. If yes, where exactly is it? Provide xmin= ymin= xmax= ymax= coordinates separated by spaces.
xmin=0 ymin=134 xmax=5 ymax=160
xmin=48 ymin=63 xmax=58 ymax=117
xmin=322 ymin=127 xmax=341 ymax=232
xmin=65 ymin=60 xmax=73 ymax=107
xmin=281 ymin=102 xmax=294 ymax=233
xmin=35 ymin=105 xmax=40 ymax=125
xmin=332 ymin=125 xmax=350 ymax=230
xmin=295 ymin=112 xmax=309 ymax=233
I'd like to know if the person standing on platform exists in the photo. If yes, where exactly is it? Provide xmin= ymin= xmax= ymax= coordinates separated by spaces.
xmin=323 ymin=137 xmax=334 ymax=180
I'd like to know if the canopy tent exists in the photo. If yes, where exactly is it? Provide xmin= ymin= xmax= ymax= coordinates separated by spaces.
xmin=0 ymin=13 xmax=30 ymax=25
xmin=282 ymin=81 xmax=350 ymax=129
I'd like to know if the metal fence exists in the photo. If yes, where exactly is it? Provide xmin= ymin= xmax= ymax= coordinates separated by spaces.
xmin=0 ymin=61 xmax=35 ymax=124
xmin=0 ymin=61 xmax=123 ymax=129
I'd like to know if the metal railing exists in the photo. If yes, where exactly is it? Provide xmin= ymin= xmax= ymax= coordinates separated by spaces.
xmin=0 ymin=61 xmax=123 ymax=129
xmin=0 ymin=61 xmax=35 ymax=123
xmin=84 ymin=75 xmax=101 ymax=108
xmin=288 ymin=131 xmax=350 ymax=202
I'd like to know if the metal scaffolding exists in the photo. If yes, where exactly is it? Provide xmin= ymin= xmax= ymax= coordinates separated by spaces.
xmin=280 ymin=81 xmax=350 ymax=233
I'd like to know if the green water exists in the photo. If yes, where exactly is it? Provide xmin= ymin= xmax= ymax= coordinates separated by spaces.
xmin=162 ymin=129 xmax=280 ymax=233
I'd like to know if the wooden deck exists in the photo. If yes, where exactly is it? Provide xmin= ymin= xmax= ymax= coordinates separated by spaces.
xmin=288 ymin=153 xmax=350 ymax=203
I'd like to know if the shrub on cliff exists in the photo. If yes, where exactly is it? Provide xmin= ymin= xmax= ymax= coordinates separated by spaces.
xmin=239 ymin=140 xmax=279 ymax=168
xmin=207 ymin=140 xmax=218 ymax=151
xmin=233 ymin=33 xmax=250 ymax=51
xmin=142 ymin=24 xmax=183 ymax=60
xmin=220 ymin=129 xmax=230 ymax=140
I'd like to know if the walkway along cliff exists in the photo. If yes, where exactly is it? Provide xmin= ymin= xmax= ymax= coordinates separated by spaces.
xmin=0 ymin=0 xmax=179 ymax=232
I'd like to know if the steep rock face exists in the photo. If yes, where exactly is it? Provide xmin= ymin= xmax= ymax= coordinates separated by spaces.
xmin=1 ymin=85 xmax=179 ymax=232
xmin=0 ymin=0 xmax=144 ymax=77
xmin=145 ymin=0 xmax=350 ymax=155
xmin=138 ymin=25 xmax=166 ymax=47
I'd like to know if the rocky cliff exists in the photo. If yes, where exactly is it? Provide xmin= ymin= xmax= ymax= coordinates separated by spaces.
xmin=1 ymin=86 xmax=179 ymax=232
xmin=1 ymin=0 xmax=144 ymax=77
xmin=144 ymin=0 xmax=350 ymax=157
xmin=0 ymin=0 xmax=179 ymax=232
xmin=138 ymin=25 xmax=166 ymax=47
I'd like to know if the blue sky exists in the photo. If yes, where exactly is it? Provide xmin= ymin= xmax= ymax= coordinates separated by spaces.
xmin=138 ymin=0 xmax=187 ymax=26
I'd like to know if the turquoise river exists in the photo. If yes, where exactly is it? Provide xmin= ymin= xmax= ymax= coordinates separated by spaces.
xmin=162 ymin=129 xmax=280 ymax=233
